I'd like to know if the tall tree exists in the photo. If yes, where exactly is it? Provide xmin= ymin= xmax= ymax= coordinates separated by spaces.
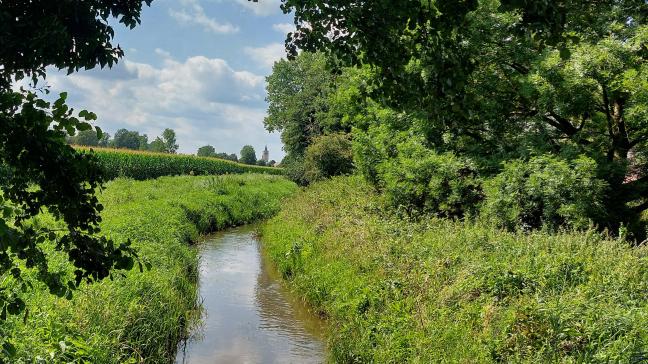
xmin=279 ymin=0 xmax=648 ymax=232
xmin=265 ymin=52 xmax=342 ymax=157
xmin=113 ymin=129 xmax=143 ymax=150
xmin=149 ymin=137 xmax=166 ymax=153
xmin=240 ymin=145 xmax=257 ymax=165
xmin=162 ymin=128 xmax=178 ymax=154
xmin=197 ymin=145 xmax=216 ymax=157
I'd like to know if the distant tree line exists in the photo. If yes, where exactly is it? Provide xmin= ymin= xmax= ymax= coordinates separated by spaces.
xmin=196 ymin=144 xmax=276 ymax=167
xmin=67 ymin=128 xmax=179 ymax=154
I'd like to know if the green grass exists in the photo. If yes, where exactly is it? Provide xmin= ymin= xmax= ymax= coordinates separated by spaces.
xmin=75 ymin=146 xmax=283 ymax=180
xmin=261 ymin=176 xmax=648 ymax=363
xmin=1 ymin=174 xmax=297 ymax=363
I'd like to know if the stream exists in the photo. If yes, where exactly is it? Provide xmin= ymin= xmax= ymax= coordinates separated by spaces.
xmin=175 ymin=226 xmax=326 ymax=364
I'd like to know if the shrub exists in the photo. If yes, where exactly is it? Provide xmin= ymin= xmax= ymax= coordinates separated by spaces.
xmin=303 ymin=133 xmax=354 ymax=183
xmin=280 ymin=153 xmax=309 ymax=186
xmin=380 ymin=139 xmax=483 ymax=218
xmin=482 ymin=154 xmax=608 ymax=231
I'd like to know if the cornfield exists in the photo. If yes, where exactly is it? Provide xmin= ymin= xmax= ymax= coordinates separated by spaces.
xmin=75 ymin=146 xmax=283 ymax=180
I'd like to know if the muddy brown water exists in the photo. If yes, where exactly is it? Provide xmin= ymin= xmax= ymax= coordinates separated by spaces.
xmin=175 ymin=226 xmax=326 ymax=364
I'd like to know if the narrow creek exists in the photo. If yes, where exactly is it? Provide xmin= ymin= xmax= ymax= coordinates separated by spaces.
xmin=175 ymin=226 xmax=326 ymax=364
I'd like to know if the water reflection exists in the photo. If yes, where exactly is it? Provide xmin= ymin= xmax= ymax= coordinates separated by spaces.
xmin=176 ymin=226 xmax=326 ymax=364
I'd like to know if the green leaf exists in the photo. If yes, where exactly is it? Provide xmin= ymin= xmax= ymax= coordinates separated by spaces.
xmin=77 ymin=122 xmax=93 ymax=132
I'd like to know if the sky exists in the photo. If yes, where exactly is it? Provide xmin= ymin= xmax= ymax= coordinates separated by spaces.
xmin=45 ymin=0 xmax=294 ymax=161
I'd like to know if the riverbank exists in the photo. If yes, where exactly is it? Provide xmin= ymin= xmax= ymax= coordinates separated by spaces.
xmin=261 ymin=176 xmax=648 ymax=362
xmin=1 ymin=174 xmax=297 ymax=362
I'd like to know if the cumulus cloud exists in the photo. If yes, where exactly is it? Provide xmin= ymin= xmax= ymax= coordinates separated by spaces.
xmin=235 ymin=0 xmax=282 ymax=16
xmin=44 ymin=54 xmax=283 ymax=158
xmin=244 ymin=43 xmax=286 ymax=69
xmin=170 ymin=0 xmax=239 ymax=34
xmin=272 ymin=23 xmax=295 ymax=34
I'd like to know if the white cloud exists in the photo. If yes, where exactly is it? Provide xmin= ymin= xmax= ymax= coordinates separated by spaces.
xmin=272 ymin=23 xmax=295 ymax=34
xmin=235 ymin=0 xmax=282 ymax=16
xmin=169 ymin=0 xmax=239 ymax=34
xmin=244 ymin=43 xmax=285 ymax=69
xmin=44 ymin=54 xmax=283 ymax=158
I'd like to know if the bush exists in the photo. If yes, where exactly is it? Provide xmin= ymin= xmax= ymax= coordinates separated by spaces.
xmin=280 ymin=153 xmax=309 ymax=186
xmin=482 ymin=154 xmax=608 ymax=231
xmin=380 ymin=139 xmax=483 ymax=218
xmin=303 ymin=133 xmax=354 ymax=182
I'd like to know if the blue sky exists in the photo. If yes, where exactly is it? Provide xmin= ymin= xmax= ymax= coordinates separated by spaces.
xmin=46 ymin=0 xmax=293 ymax=160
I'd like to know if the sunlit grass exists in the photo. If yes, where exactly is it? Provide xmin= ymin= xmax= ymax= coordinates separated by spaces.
xmin=262 ymin=176 xmax=648 ymax=363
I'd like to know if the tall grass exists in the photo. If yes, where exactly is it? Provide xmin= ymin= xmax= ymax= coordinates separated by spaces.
xmin=1 ymin=174 xmax=297 ymax=363
xmin=261 ymin=176 xmax=648 ymax=363
xmin=75 ymin=146 xmax=282 ymax=180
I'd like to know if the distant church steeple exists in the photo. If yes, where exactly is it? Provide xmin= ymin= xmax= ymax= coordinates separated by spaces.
xmin=262 ymin=145 xmax=269 ymax=162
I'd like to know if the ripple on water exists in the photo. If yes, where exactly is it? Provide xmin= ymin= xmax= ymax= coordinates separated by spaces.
xmin=175 ymin=226 xmax=326 ymax=364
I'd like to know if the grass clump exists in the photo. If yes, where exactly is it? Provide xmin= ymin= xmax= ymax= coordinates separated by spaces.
xmin=1 ymin=174 xmax=297 ymax=363
xmin=261 ymin=176 xmax=648 ymax=363
xmin=75 ymin=146 xmax=283 ymax=180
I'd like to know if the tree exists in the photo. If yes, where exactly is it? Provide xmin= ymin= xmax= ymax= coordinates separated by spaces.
xmin=240 ymin=145 xmax=257 ymax=165
xmin=279 ymin=0 xmax=648 ymax=236
xmin=98 ymin=132 xmax=111 ymax=147
xmin=113 ymin=129 xmax=143 ymax=150
xmin=67 ymin=129 xmax=100 ymax=146
xmin=162 ymin=128 xmax=178 ymax=154
xmin=0 ymin=0 xmax=151 ymax=324
xmin=148 ymin=137 xmax=166 ymax=153
xmin=265 ymin=52 xmax=345 ymax=157
xmin=197 ymin=145 xmax=216 ymax=157
xmin=138 ymin=134 xmax=149 ymax=150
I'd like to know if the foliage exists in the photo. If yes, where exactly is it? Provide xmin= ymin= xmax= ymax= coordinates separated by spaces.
xmin=303 ymin=133 xmax=354 ymax=183
xmin=1 ymin=174 xmax=297 ymax=361
xmin=240 ymin=145 xmax=257 ymax=165
xmin=197 ymin=145 xmax=216 ymax=157
xmin=276 ymin=0 xmax=648 ymax=234
xmin=0 ymin=0 xmax=153 ymax=320
xmin=66 ymin=129 xmax=110 ymax=147
xmin=0 ymin=0 xmax=152 ymax=89
xmin=265 ymin=52 xmax=342 ymax=157
xmin=148 ymin=137 xmax=166 ymax=153
xmin=161 ymin=128 xmax=178 ymax=154
xmin=113 ymin=128 xmax=146 ymax=150
xmin=262 ymin=176 xmax=648 ymax=363
xmin=0 ymin=91 xmax=139 ymax=323
xmin=482 ymin=155 xmax=608 ymax=232
xmin=76 ymin=147 xmax=283 ymax=180
xmin=280 ymin=153 xmax=308 ymax=186
xmin=380 ymin=139 xmax=483 ymax=218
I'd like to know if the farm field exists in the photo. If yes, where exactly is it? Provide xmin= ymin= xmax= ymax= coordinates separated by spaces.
xmin=262 ymin=176 xmax=648 ymax=363
xmin=0 ymin=174 xmax=296 ymax=362
xmin=75 ymin=146 xmax=282 ymax=180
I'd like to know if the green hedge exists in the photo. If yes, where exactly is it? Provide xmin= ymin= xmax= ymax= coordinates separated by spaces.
xmin=76 ymin=146 xmax=283 ymax=180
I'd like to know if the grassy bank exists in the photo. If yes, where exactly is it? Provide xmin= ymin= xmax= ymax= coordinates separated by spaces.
xmin=75 ymin=146 xmax=282 ymax=180
xmin=261 ymin=176 xmax=648 ymax=363
xmin=1 ymin=174 xmax=297 ymax=362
